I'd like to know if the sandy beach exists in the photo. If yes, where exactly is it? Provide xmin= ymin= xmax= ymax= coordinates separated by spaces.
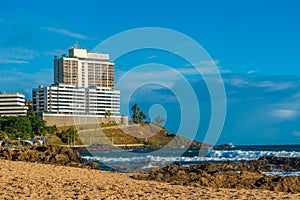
xmin=0 ymin=160 xmax=299 ymax=199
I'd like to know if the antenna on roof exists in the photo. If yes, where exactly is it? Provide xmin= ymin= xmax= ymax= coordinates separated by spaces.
xmin=74 ymin=41 xmax=79 ymax=49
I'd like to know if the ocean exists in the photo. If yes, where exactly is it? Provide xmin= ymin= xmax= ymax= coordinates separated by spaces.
xmin=80 ymin=145 xmax=300 ymax=175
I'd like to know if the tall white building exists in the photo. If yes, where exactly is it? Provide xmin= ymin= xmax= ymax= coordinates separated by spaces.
xmin=0 ymin=93 xmax=28 ymax=116
xmin=32 ymin=45 xmax=126 ymax=126
xmin=54 ymin=45 xmax=114 ymax=89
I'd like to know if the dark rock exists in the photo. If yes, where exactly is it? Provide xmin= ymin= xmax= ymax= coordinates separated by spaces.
xmin=88 ymin=162 xmax=100 ymax=170
xmin=0 ymin=146 xmax=100 ymax=170
xmin=132 ymin=156 xmax=300 ymax=193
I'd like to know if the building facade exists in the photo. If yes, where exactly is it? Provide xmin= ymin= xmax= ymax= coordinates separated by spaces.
xmin=54 ymin=46 xmax=114 ymax=89
xmin=32 ymin=83 xmax=120 ymax=116
xmin=33 ymin=45 xmax=126 ymax=126
xmin=0 ymin=93 xmax=28 ymax=116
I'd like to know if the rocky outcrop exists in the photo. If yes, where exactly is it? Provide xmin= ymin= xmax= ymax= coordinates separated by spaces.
xmin=0 ymin=146 xmax=100 ymax=170
xmin=258 ymin=156 xmax=300 ymax=172
xmin=132 ymin=157 xmax=300 ymax=193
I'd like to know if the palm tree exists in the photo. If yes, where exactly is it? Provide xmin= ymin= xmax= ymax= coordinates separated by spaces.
xmin=131 ymin=104 xmax=140 ymax=123
xmin=138 ymin=111 xmax=147 ymax=123
xmin=105 ymin=110 xmax=112 ymax=124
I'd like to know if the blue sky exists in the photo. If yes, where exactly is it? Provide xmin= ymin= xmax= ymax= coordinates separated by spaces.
xmin=0 ymin=0 xmax=300 ymax=145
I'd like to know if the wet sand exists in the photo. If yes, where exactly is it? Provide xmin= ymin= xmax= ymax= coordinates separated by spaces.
xmin=0 ymin=160 xmax=299 ymax=199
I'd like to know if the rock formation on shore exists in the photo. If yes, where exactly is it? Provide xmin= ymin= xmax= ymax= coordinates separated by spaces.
xmin=133 ymin=156 xmax=300 ymax=193
xmin=0 ymin=146 xmax=99 ymax=170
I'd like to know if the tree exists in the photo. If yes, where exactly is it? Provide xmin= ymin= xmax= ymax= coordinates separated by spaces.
xmin=138 ymin=111 xmax=147 ymax=123
xmin=61 ymin=127 xmax=77 ymax=145
xmin=105 ymin=110 xmax=112 ymax=124
xmin=131 ymin=104 xmax=147 ymax=123
xmin=0 ymin=130 xmax=8 ymax=139
xmin=131 ymin=104 xmax=140 ymax=123
xmin=45 ymin=125 xmax=57 ymax=134
xmin=0 ymin=115 xmax=4 ymax=131
xmin=2 ymin=116 xmax=32 ymax=139
xmin=154 ymin=115 xmax=165 ymax=126
xmin=0 ymin=112 xmax=52 ymax=140
xmin=27 ymin=110 xmax=46 ymax=136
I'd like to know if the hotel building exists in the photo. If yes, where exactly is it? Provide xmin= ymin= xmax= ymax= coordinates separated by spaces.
xmin=32 ymin=45 xmax=126 ymax=126
xmin=0 ymin=93 xmax=28 ymax=116
xmin=54 ymin=46 xmax=114 ymax=89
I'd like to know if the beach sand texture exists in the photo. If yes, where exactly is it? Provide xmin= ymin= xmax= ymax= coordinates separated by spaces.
xmin=0 ymin=160 xmax=299 ymax=200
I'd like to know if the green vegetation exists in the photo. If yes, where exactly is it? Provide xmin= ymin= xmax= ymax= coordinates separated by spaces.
xmin=0 ymin=115 xmax=32 ymax=139
xmin=57 ymin=127 xmax=78 ymax=145
xmin=0 ymin=111 xmax=56 ymax=140
xmin=27 ymin=110 xmax=47 ymax=135
xmin=131 ymin=104 xmax=147 ymax=123
xmin=105 ymin=110 xmax=112 ymax=123
xmin=0 ymin=110 xmax=199 ymax=148
xmin=76 ymin=122 xmax=199 ymax=147
xmin=100 ymin=123 xmax=117 ymax=128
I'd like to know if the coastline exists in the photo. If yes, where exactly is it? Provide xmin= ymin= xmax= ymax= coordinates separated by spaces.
xmin=1 ymin=146 xmax=300 ymax=199
xmin=0 ymin=159 xmax=299 ymax=199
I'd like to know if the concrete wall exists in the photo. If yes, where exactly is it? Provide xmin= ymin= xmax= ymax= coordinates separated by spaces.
xmin=42 ymin=113 xmax=128 ymax=127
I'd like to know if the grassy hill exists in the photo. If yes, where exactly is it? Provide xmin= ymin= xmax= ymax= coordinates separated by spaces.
xmin=49 ymin=123 xmax=209 ymax=148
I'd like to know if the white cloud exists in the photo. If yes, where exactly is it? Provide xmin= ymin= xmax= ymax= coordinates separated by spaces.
xmin=44 ymin=49 xmax=66 ymax=56
xmin=272 ymin=109 xmax=297 ymax=119
xmin=0 ymin=47 xmax=39 ymax=64
xmin=185 ymin=60 xmax=219 ymax=68
xmin=200 ymin=60 xmax=220 ymax=66
xmin=41 ymin=26 xmax=89 ymax=40
xmin=266 ymin=82 xmax=296 ymax=92
xmin=0 ymin=59 xmax=28 ymax=64
xmin=0 ymin=69 xmax=53 ymax=97
xmin=226 ymin=76 xmax=248 ymax=87
xmin=176 ymin=68 xmax=200 ymax=75
xmin=225 ymin=75 xmax=296 ymax=92
xmin=116 ymin=66 xmax=193 ymax=104
xmin=183 ymin=60 xmax=229 ymax=75
xmin=247 ymin=69 xmax=259 ymax=74
xmin=220 ymin=69 xmax=232 ymax=74
xmin=294 ymin=131 xmax=300 ymax=137
xmin=115 ymin=60 xmax=226 ymax=100
xmin=116 ymin=69 xmax=178 ymax=90
xmin=147 ymin=55 xmax=158 ymax=59
xmin=292 ymin=92 xmax=300 ymax=98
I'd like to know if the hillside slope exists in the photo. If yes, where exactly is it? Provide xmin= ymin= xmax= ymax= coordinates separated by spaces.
xmin=53 ymin=123 xmax=209 ymax=149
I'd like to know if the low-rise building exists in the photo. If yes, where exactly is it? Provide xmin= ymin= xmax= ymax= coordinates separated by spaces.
xmin=0 ymin=93 xmax=28 ymax=116
xmin=32 ymin=83 xmax=125 ymax=126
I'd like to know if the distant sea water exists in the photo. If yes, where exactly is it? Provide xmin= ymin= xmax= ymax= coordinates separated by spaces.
xmin=80 ymin=145 xmax=300 ymax=175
